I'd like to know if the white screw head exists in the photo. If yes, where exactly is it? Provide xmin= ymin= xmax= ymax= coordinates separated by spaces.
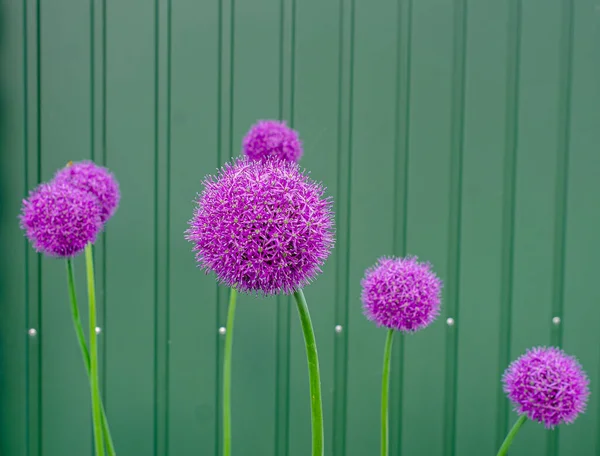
xmin=28 ymin=328 xmax=37 ymax=337
xmin=552 ymin=316 xmax=561 ymax=326
xmin=446 ymin=317 xmax=455 ymax=327
xmin=218 ymin=326 xmax=226 ymax=335
xmin=95 ymin=327 xmax=102 ymax=334
xmin=334 ymin=325 xmax=343 ymax=333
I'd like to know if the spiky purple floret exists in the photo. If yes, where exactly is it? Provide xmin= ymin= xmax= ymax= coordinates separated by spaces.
xmin=186 ymin=157 xmax=334 ymax=295
xmin=503 ymin=346 xmax=589 ymax=428
xmin=53 ymin=160 xmax=120 ymax=224
xmin=242 ymin=120 xmax=303 ymax=163
xmin=19 ymin=182 xmax=102 ymax=258
xmin=361 ymin=256 xmax=443 ymax=332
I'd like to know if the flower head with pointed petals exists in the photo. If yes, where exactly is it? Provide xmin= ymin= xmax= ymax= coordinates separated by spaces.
xmin=186 ymin=157 xmax=334 ymax=295
xmin=19 ymin=182 xmax=102 ymax=258
xmin=503 ymin=346 xmax=589 ymax=428
xmin=361 ymin=256 xmax=443 ymax=332
xmin=53 ymin=160 xmax=120 ymax=224
xmin=242 ymin=120 xmax=303 ymax=163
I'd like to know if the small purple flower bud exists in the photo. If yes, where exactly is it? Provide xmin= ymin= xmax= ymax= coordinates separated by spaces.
xmin=503 ymin=346 xmax=590 ymax=428
xmin=361 ymin=256 xmax=443 ymax=332
xmin=242 ymin=120 xmax=303 ymax=163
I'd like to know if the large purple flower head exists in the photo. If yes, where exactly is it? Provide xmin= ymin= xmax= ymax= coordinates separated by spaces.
xmin=242 ymin=120 xmax=303 ymax=163
xmin=503 ymin=346 xmax=590 ymax=428
xmin=186 ymin=157 xmax=334 ymax=295
xmin=53 ymin=160 xmax=120 ymax=224
xmin=19 ymin=182 xmax=102 ymax=258
xmin=361 ymin=256 xmax=443 ymax=332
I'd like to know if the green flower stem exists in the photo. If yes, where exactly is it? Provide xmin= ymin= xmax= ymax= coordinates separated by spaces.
xmin=497 ymin=415 xmax=527 ymax=456
xmin=223 ymin=288 xmax=238 ymax=456
xmin=293 ymin=289 xmax=324 ymax=456
xmin=85 ymin=244 xmax=105 ymax=456
xmin=381 ymin=329 xmax=394 ymax=456
xmin=65 ymin=259 xmax=115 ymax=456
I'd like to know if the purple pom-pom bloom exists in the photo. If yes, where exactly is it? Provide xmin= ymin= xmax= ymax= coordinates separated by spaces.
xmin=361 ymin=256 xmax=443 ymax=332
xmin=503 ymin=346 xmax=590 ymax=428
xmin=186 ymin=157 xmax=334 ymax=295
xmin=19 ymin=182 xmax=102 ymax=258
xmin=242 ymin=120 xmax=303 ymax=163
xmin=53 ymin=160 xmax=120 ymax=224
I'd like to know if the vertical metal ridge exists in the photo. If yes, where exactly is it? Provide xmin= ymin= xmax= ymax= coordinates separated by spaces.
xmin=35 ymin=0 xmax=43 ymax=448
xmin=332 ymin=0 xmax=355 ymax=453
xmin=215 ymin=0 xmax=235 ymax=453
xmin=23 ymin=0 xmax=42 ymax=453
xmin=496 ymin=0 xmax=521 ymax=448
xmin=390 ymin=0 xmax=412 ymax=453
xmin=35 ymin=0 xmax=41 ymax=183
xmin=153 ymin=0 xmax=172 ymax=454
xmin=547 ymin=1 xmax=573 ymax=454
xmin=443 ymin=0 xmax=467 ymax=455
xmin=152 ymin=0 xmax=160 ymax=451
xmin=22 ymin=0 xmax=30 ymax=453
xmin=164 ymin=2 xmax=172 ymax=452
xmin=289 ymin=0 xmax=296 ymax=127
xmin=22 ymin=0 xmax=32 ymax=453
xmin=274 ymin=0 xmax=295 ymax=453
xmin=90 ymin=0 xmax=95 ymax=163
xmin=227 ymin=0 xmax=236 ymax=161
xmin=100 ymin=0 xmax=109 ymax=414
xmin=101 ymin=0 xmax=107 ymax=164
xmin=277 ymin=0 xmax=285 ymax=120
xmin=90 ymin=0 xmax=108 ymax=416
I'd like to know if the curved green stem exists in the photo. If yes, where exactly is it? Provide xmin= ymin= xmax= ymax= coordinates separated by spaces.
xmin=381 ymin=329 xmax=394 ymax=456
xmin=223 ymin=288 xmax=237 ymax=456
xmin=497 ymin=415 xmax=527 ymax=456
xmin=85 ymin=244 xmax=105 ymax=456
xmin=66 ymin=259 xmax=116 ymax=456
xmin=293 ymin=289 xmax=324 ymax=456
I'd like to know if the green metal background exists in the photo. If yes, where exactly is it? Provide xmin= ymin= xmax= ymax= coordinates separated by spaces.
xmin=1 ymin=0 xmax=599 ymax=455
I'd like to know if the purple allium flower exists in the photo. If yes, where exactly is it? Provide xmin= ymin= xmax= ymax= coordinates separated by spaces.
xmin=186 ymin=157 xmax=334 ymax=295
xmin=503 ymin=346 xmax=590 ymax=428
xmin=53 ymin=160 xmax=120 ymax=224
xmin=19 ymin=182 xmax=102 ymax=258
xmin=242 ymin=120 xmax=303 ymax=163
xmin=361 ymin=256 xmax=443 ymax=332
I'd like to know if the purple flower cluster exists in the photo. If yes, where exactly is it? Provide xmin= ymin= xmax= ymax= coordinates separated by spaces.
xmin=186 ymin=157 xmax=334 ymax=295
xmin=361 ymin=256 xmax=443 ymax=332
xmin=242 ymin=120 xmax=303 ymax=163
xmin=20 ymin=160 xmax=120 ymax=258
xmin=19 ymin=183 xmax=102 ymax=257
xmin=503 ymin=346 xmax=590 ymax=428
xmin=53 ymin=160 xmax=120 ymax=223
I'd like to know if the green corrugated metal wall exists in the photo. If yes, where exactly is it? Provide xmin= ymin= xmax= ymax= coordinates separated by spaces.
xmin=1 ymin=0 xmax=599 ymax=455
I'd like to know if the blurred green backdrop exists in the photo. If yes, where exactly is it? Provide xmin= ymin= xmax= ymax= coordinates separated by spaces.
xmin=1 ymin=0 xmax=599 ymax=455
